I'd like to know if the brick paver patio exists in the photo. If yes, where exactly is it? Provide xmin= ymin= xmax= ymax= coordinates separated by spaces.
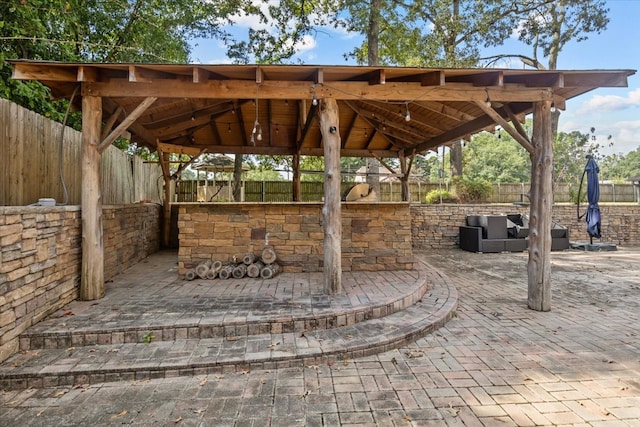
xmin=1 ymin=248 xmax=639 ymax=426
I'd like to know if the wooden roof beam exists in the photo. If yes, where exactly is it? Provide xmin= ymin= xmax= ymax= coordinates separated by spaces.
xmin=296 ymin=101 xmax=318 ymax=150
xmin=345 ymin=101 xmax=439 ymax=137
xmin=505 ymin=73 xmax=564 ymax=87
xmin=387 ymin=71 xmax=444 ymax=86
xmin=83 ymin=79 xmax=554 ymax=102
xmin=150 ymin=102 xmax=236 ymax=137
xmin=103 ymin=98 xmax=159 ymax=150
xmin=99 ymin=97 xmax=157 ymax=153
xmin=447 ymin=71 xmax=504 ymax=87
xmin=12 ymin=63 xmax=78 ymax=82
xmin=407 ymin=114 xmax=497 ymax=155
xmin=128 ymin=66 xmax=176 ymax=83
xmin=563 ymin=72 xmax=630 ymax=87
xmin=474 ymin=100 xmax=534 ymax=153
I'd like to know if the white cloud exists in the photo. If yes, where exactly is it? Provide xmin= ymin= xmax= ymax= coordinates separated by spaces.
xmin=577 ymin=88 xmax=640 ymax=113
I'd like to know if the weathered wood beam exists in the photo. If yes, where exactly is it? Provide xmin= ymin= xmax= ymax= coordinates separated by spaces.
xmin=100 ymin=105 xmax=123 ymax=141
xmin=388 ymin=71 xmax=444 ymax=86
xmin=80 ymin=95 xmax=104 ymax=301
xmin=12 ymin=63 xmax=77 ymax=81
xmin=102 ymin=98 xmax=158 ymax=150
xmin=562 ymin=72 xmax=630 ymax=87
xmin=82 ymin=80 xmax=555 ymax=102
xmin=77 ymin=66 xmax=98 ymax=82
xmin=128 ymin=66 xmax=175 ymax=82
xmin=502 ymin=104 xmax=532 ymax=143
xmin=448 ymin=71 xmax=504 ymax=87
xmin=296 ymin=101 xmax=318 ymax=151
xmin=406 ymin=114 xmax=496 ymax=155
xmin=341 ymin=112 xmax=359 ymax=149
xmin=292 ymin=153 xmax=301 ymax=202
xmin=505 ymin=73 xmax=564 ymax=88
xmin=528 ymin=100 xmax=554 ymax=312
xmin=98 ymin=97 xmax=157 ymax=154
xmin=144 ymin=100 xmax=232 ymax=129
xmin=473 ymin=100 xmax=534 ymax=154
xmin=319 ymin=98 xmax=342 ymax=294
xmin=416 ymin=100 xmax=475 ymax=122
xmin=158 ymin=149 xmax=172 ymax=248
xmin=157 ymin=142 xmax=205 ymax=157
xmin=148 ymin=102 xmax=233 ymax=136
xmin=346 ymin=100 xmax=441 ymax=135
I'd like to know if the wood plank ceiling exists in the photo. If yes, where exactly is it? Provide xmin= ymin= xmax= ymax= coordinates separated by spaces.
xmin=11 ymin=61 xmax=635 ymax=159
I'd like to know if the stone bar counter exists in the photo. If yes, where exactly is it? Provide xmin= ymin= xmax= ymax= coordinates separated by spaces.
xmin=176 ymin=202 xmax=413 ymax=275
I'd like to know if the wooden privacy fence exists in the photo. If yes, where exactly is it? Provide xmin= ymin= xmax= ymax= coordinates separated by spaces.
xmin=176 ymin=179 xmax=638 ymax=203
xmin=0 ymin=99 xmax=163 ymax=206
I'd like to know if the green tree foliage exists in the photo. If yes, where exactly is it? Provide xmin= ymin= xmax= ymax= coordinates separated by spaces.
xmin=600 ymin=147 xmax=640 ymax=182
xmin=463 ymin=131 xmax=530 ymax=183
xmin=1 ymin=0 xmax=250 ymax=117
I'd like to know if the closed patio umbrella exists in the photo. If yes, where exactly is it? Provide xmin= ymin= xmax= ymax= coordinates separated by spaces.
xmin=577 ymin=155 xmax=601 ymax=243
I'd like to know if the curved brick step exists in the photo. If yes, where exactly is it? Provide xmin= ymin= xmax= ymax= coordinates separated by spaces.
xmin=20 ymin=268 xmax=430 ymax=351
xmin=0 ymin=272 xmax=457 ymax=390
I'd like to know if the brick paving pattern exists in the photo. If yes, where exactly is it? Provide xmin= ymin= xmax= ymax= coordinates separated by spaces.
xmin=1 ymin=248 xmax=639 ymax=426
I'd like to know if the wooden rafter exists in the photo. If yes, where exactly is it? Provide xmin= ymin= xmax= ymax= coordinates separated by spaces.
xmin=473 ymin=100 xmax=534 ymax=154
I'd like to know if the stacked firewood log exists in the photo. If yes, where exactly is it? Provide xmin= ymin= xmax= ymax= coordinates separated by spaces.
xmin=184 ymin=246 xmax=280 ymax=281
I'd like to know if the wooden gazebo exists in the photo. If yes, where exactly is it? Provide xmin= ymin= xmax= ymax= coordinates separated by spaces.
xmin=10 ymin=61 xmax=634 ymax=311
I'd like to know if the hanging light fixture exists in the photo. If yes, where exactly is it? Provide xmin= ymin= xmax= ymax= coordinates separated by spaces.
xmin=404 ymin=102 xmax=411 ymax=122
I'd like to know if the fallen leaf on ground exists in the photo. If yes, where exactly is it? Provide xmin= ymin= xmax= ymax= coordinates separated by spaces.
xmin=174 ymin=416 xmax=183 ymax=423
xmin=199 ymin=377 xmax=208 ymax=386
xmin=225 ymin=336 xmax=239 ymax=341
xmin=111 ymin=410 xmax=127 ymax=419
xmin=404 ymin=414 xmax=412 ymax=422
xmin=52 ymin=390 xmax=68 ymax=398
xmin=447 ymin=404 xmax=460 ymax=417
xmin=72 ymin=384 xmax=90 ymax=390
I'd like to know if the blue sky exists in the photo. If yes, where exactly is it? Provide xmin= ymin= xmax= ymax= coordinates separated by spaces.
xmin=189 ymin=0 xmax=640 ymax=155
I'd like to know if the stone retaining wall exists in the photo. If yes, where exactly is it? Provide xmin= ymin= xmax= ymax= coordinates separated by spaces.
xmin=0 ymin=204 xmax=160 ymax=362
xmin=411 ymin=204 xmax=640 ymax=249
xmin=177 ymin=202 xmax=413 ymax=274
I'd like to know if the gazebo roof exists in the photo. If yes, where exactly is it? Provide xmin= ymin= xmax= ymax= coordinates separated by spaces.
xmin=10 ymin=60 xmax=635 ymax=158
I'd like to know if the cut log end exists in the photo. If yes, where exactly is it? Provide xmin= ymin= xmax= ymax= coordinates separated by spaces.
xmin=185 ymin=269 xmax=197 ymax=281
xmin=261 ymin=246 xmax=277 ymax=264
xmin=260 ymin=262 xmax=281 ymax=279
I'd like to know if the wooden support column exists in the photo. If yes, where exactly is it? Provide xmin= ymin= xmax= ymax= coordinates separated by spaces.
xmin=80 ymin=94 xmax=105 ymax=300
xmin=319 ymin=98 xmax=342 ymax=294
xmin=158 ymin=150 xmax=172 ymax=247
xmin=527 ymin=100 xmax=553 ymax=311
xmin=292 ymin=152 xmax=301 ymax=201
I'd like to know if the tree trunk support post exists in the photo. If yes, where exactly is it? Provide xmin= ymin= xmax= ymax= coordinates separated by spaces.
xmin=80 ymin=94 xmax=105 ymax=301
xmin=158 ymin=149 xmax=172 ymax=248
xmin=527 ymin=100 xmax=553 ymax=311
xmin=319 ymin=98 xmax=342 ymax=294
xmin=292 ymin=152 xmax=301 ymax=201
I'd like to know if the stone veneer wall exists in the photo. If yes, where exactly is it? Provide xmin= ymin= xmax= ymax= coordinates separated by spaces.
xmin=411 ymin=203 xmax=640 ymax=249
xmin=177 ymin=202 xmax=413 ymax=274
xmin=0 ymin=204 xmax=160 ymax=362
